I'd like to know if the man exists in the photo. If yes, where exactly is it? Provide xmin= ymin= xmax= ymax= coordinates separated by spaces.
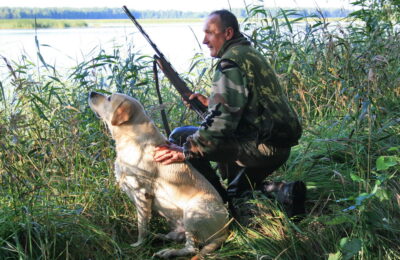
xmin=153 ymin=10 xmax=305 ymax=218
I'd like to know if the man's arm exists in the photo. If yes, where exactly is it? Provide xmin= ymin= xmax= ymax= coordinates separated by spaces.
xmin=152 ymin=94 xmax=209 ymax=165
xmin=183 ymin=62 xmax=248 ymax=160
xmin=153 ymin=62 xmax=247 ymax=164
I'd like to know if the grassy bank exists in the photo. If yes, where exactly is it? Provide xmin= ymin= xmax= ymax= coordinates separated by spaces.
xmin=0 ymin=2 xmax=399 ymax=260
xmin=0 ymin=19 xmax=89 ymax=29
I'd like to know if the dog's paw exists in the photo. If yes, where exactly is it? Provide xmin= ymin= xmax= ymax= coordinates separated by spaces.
xmin=130 ymin=240 xmax=144 ymax=247
xmin=154 ymin=247 xmax=197 ymax=259
xmin=154 ymin=231 xmax=185 ymax=242
xmin=153 ymin=248 xmax=176 ymax=259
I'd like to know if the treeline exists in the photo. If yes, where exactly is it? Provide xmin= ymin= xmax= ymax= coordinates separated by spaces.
xmin=0 ymin=7 xmax=350 ymax=20
xmin=0 ymin=7 xmax=209 ymax=19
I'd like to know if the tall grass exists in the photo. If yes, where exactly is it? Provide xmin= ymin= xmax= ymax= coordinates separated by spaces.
xmin=1 ymin=1 xmax=399 ymax=259
xmin=240 ymin=2 xmax=400 ymax=259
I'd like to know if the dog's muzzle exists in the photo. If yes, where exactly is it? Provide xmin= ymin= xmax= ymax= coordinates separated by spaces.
xmin=89 ymin=91 xmax=102 ymax=99
xmin=88 ymin=91 xmax=103 ymax=118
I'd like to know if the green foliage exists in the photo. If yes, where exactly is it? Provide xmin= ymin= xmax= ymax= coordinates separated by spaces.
xmin=0 ymin=18 xmax=88 ymax=29
xmin=0 ymin=1 xmax=399 ymax=259
xmin=328 ymin=237 xmax=362 ymax=260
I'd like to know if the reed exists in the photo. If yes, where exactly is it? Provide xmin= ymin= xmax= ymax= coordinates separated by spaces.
xmin=0 ymin=1 xmax=399 ymax=259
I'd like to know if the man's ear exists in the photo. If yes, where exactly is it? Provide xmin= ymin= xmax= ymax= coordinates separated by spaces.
xmin=225 ymin=27 xmax=234 ymax=41
xmin=111 ymin=101 xmax=133 ymax=126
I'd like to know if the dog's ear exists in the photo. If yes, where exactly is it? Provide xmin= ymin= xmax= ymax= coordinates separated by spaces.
xmin=111 ymin=101 xmax=133 ymax=126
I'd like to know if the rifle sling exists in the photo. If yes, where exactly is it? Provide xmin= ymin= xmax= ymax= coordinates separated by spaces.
xmin=153 ymin=58 xmax=171 ymax=137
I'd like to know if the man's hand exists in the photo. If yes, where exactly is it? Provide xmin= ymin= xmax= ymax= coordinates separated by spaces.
xmin=184 ymin=93 xmax=209 ymax=108
xmin=153 ymin=143 xmax=185 ymax=165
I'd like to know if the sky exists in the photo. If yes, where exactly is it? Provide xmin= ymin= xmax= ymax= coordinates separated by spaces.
xmin=0 ymin=0 xmax=356 ymax=11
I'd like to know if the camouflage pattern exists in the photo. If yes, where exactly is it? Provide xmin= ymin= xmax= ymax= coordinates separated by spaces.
xmin=183 ymin=35 xmax=301 ymax=161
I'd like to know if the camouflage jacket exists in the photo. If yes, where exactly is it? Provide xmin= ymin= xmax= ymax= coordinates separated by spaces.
xmin=183 ymin=35 xmax=302 ymax=160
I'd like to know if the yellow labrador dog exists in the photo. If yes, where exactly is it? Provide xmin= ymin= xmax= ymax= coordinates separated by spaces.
xmin=88 ymin=92 xmax=228 ymax=259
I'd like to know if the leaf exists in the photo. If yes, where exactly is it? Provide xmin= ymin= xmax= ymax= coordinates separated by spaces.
xmin=350 ymin=173 xmax=364 ymax=183
xmin=343 ymin=205 xmax=356 ymax=212
xmin=375 ymin=188 xmax=390 ymax=202
xmin=342 ymin=192 xmax=374 ymax=212
xmin=388 ymin=147 xmax=399 ymax=152
xmin=31 ymin=93 xmax=51 ymax=109
xmin=355 ymin=193 xmax=374 ymax=206
xmin=325 ymin=215 xmax=353 ymax=225
xmin=32 ymin=100 xmax=49 ymax=122
xmin=87 ymin=63 xmax=108 ymax=69
xmin=376 ymin=156 xmax=398 ymax=171
xmin=357 ymin=100 xmax=370 ymax=121
xmin=350 ymin=1 xmax=366 ymax=6
xmin=311 ymin=21 xmax=323 ymax=29
xmin=340 ymin=237 xmax=362 ymax=260
xmin=280 ymin=9 xmax=293 ymax=33
xmin=328 ymin=251 xmax=341 ymax=260
xmin=287 ymin=52 xmax=297 ymax=74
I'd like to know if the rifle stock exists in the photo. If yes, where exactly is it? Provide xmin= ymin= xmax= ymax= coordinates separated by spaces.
xmin=122 ymin=6 xmax=208 ymax=119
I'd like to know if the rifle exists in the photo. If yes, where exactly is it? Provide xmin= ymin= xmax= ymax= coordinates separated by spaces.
xmin=122 ymin=6 xmax=208 ymax=120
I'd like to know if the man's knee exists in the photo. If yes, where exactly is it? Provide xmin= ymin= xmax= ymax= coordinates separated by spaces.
xmin=168 ymin=126 xmax=198 ymax=146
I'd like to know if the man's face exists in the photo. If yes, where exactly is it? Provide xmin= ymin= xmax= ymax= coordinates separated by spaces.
xmin=203 ymin=14 xmax=230 ymax=57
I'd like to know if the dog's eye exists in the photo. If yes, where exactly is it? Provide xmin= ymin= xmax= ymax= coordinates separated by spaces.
xmin=107 ymin=96 xmax=111 ymax=101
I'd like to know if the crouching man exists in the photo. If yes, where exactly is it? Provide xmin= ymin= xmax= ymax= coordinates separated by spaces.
xmin=153 ymin=9 xmax=306 ymax=219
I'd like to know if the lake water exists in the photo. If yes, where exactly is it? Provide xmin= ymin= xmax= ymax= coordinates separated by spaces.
xmin=0 ymin=20 xmax=352 ymax=77
xmin=0 ymin=22 xmax=206 ymax=74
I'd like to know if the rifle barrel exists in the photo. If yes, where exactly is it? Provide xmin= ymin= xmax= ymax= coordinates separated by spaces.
xmin=122 ymin=6 xmax=163 ymax=58
xmin=122 ymin=6 xmax=208 ymax=119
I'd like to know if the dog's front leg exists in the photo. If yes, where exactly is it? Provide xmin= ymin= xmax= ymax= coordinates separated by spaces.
xmin=131 ymin=189 xmax=153 ymax=247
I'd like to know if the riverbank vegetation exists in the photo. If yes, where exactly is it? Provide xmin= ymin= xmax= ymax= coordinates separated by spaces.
xmin=0 ymin=19 xmax=89 ymax=29
xmin=0 ymin=0 xmax=399 ymax=259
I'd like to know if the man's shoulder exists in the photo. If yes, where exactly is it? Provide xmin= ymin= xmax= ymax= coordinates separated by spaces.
xmin=217 ymin=44 xmax=254 ymax=71
xmin=222 ymin=44 xmax=264 ymax=65
xmin=217 ymin=59 xmax=238 ymax=71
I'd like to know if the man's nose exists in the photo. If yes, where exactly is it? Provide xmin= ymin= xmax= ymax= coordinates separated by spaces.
xmin=202 ymin=35 xmax=208 ymax=44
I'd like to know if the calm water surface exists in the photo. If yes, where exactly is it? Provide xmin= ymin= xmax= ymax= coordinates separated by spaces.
xmin=0 ymin=22 xmax=206 ymax=73
xmin=0 ymin=21 xmax=350 ymax=76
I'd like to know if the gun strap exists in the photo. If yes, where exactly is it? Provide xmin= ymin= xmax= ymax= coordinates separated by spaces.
xmin=153 ymin=58 xmax=171 ymax=137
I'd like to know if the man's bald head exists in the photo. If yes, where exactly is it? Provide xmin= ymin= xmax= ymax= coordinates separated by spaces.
xmin=208 ymin=10 xmax=240 ymax=36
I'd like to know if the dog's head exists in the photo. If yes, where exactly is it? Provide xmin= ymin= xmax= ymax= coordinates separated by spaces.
xmin=88 ymin=92 xmax=144 ymax=127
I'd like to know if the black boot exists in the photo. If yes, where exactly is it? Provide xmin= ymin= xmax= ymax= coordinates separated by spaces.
xmin=226 ymin=169 xmax=262 ymax=222
xmin=262 ymin=181 xmax=307 ymax=218
xmin=226 ymin=168 xmax=256 ymax=199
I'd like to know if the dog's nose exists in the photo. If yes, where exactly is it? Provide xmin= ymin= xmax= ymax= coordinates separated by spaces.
xmin=89 ymin=91 xmax=98 ymax=98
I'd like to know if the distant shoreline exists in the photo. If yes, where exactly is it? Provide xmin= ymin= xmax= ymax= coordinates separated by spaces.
xmin=0 ymin=17 xmax=348 ymax=30
xmin=0 ymin=18 xmax=204 ymax=29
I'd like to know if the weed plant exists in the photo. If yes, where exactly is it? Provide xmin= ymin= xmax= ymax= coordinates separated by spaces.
xmin=0 ymin=1 xmax=399 ymax=259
